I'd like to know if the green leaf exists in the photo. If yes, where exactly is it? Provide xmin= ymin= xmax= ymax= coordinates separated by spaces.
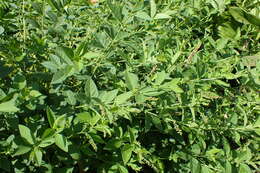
xmin=191 ymin=158 xmax=201 ymax=173
xmin=154 ymin=71 xmax=167 ymax=85
xmin=114 ymin=92 xmax=133 ymax=105
xmin=0 ymin=100 xmax=19 ymax=112
xmin=145 ymin=114 xmax=153 ymax=132
xmin=47 ymin=0 xmax=61 ymax=11
xmin=118 ymin=164 xmax=129 ymax=173
xmin=236 ymin=148 xmax=252 ymax=163
xmin=41 ymin=128 xmax=55 ymax=140
xmin=206 ymin=148 xmax=222 ymax=156
xmin=154 ymin=13 xmax=171 ymax=19
xmin=151 ymin=115 xmax=163 ymax=130
xmin=192 ymin=144 xmax=201 ymax=155
xmin=85 ymin=77 xmax=99 ymax=98
xmin=125 ymin=71 xmax=139 ymax=90
xmin=64 ymin=90 xmax=76 ymax=105
xmin=83 ymin=52 xmax=102 ymax=59
xmin=99 ymin=89 xmax=118 ymax=104
xmin=242 ymin=55 xmax=260 ymax=67
xmin=13 ymin=73 xmax=26 ymax=89
xmin=13 ymin=145 xmax=32 ymax=156
xmin=201 ymin=165 xmax=212 ymax=173
xmin=55 ymin=134 xmax=69 ymax=152
xmin=254 ymin=116 xmax=260 ymax=127
xmin=56 ymin=46 xmax=74 ymax=64
xmin=160 ymin=79 xmax=183 ymax=93
xmin=18 ymin=125 xmax=35 ymax=145
xmin=76 ymin=112 xmax=101 ymax=126
xmin=0 ymin=88 xmax=6 ymax=100
xmin=218 ymin=23 xmax=239 ymax=40
xmin=42 ymin=61 xmax=58 ymax=72
xmin=107 ymin=0 xmax=123 ymax=21
xmin=39 ymin=128 xmax=55 ymax=148
xmin=108 ymin=164 xmax=119 ymax=173
xmin=135 ymin=11 xmax=151 ymax=21
xmin=229 ymin=7 xmax=260 ymax=26
xmin=121 ymin=144 xmax=134 ymax=165
xmin=51 ymin=65 xmax=74 ymax=84
xmin=0 ymin=26 xmax=4 ymax=35
xmin=53 ymin=115 xmax=67 ymax=131
xmin=95 ymin=32 xmax=110 ymax=48
xmin=150 ymin=0 xmax=157 ymax=18
xmin=29 ymin=90 xmax=42 ymax=97
xmin=171 ymin=51 xmax=182 ymax=64
xmin=33 ymin=148 xmax=43 ymax=166
xmin=104 ymin=139 xmax=123 ymax=150
xmin=215 ymin=80 xmax=230 ymax=87
xmin=223 ymin=137 xmax=230 ymax=156
xmin=239 ymin=164 xmax=252 ymax=173
xmin=47 ymin=107 xmax=56 ymax=128
xmin=69 ymin=144 xmax=81 ymax=160
xmin=209 ymin=0 xmax=225 ymax=13
xmin=225 ymin=161 xmax=232 ymax=173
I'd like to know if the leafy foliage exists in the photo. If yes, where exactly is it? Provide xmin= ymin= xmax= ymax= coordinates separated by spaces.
xmin=0 ymin=0 xmax=259 ymax=172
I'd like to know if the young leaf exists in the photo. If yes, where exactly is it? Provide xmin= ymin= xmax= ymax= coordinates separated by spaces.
xmin=18 ymin=125 xmax=35 ymax=145
xmin=145 ymin=114 xmax=153 ymax=132
xmin=64 ymin=90 xmax=76 ymax=105
xmin=56 ymin=46 xmax=74 ymax=64
xmin=239 ymin=164 xmax=252 ymax=173
xmin=218 ymin=23 xmax=238 ymax=40
xmin=47 ymin=107 xmax=56 ymax=128
xmin=51 ymin=65 xmax=74 ymax=84
xmin=154 ymin=71 xmax=167 ymax=85
xmin=154 ymin=13 xmax=171 ymax=19
xmin=191 ymin=158 xmax=201 ymax=173
xmin=42 ymin=61 xmax=58 ymax=72
xmin=135 ymin=11 xmax=151 ymax=21
xmin=160 ymin=79 xmax=183 ymax=93
xmin=55 ymin=134 xmax=69 ymax=152
xmin=107 ymin=0 xmax=123 ymax=21
xmin=39 ymin=128 xmax=55 ymax=148
xmin=118 ymin=164 xmax=129 ymax=173
xmin=0 ymin=100 xmax=19 ymax=112
xmin=34 ymin=148 xmax=43 ymax=166
xmin=0 ymin=26 xmax=4 ymax=35
xmin=150 ymin=0 xmax=156 ymax=18
xmin=104 ymin=139 xmax=123 ymax=150
xmin=53 ymin=114 xmax=67 ymax=131
xmin=47 ymin=0 xmax=61 ymax=12
xmin=223 ymin=137 xmax=230 ymax=156
xmin=225 ymin=161 xmax=232 ymax=173
xmin=114 ymin=92 xmax=133 ymax=105
xmin=13 ymin=74 xmax=26 ymax=89
xmin=229 ymin=7 xmax=260 ymax=26
xmin=201 ymin=165 xmax=212 ymax=173
xmin=76 ymin=112 xmax=101 ymax=126
xmin=83 ymin=52 xmax=102 ymax=59
xmin=85 ymin=77 xmax=99 ymax=98
xmin=125 ymin=71 xmax=139 ymax=90
xmin=13 ymin=145 xmax=32 ymax=156
xmin=0 ymin=88 xmax=6 ymax=100
xmin=121 ymin=144 xmax=134 ymax=165
xmin=99 ymin=89 xmax=118 ymax=104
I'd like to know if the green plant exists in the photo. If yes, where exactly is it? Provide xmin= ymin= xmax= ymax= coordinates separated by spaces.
xmin=0 ymin=0 xmax=259 ymax=172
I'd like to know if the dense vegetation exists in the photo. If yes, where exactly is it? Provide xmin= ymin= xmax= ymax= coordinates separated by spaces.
xmin=0 ymin=0 xmax=259 ymax=172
